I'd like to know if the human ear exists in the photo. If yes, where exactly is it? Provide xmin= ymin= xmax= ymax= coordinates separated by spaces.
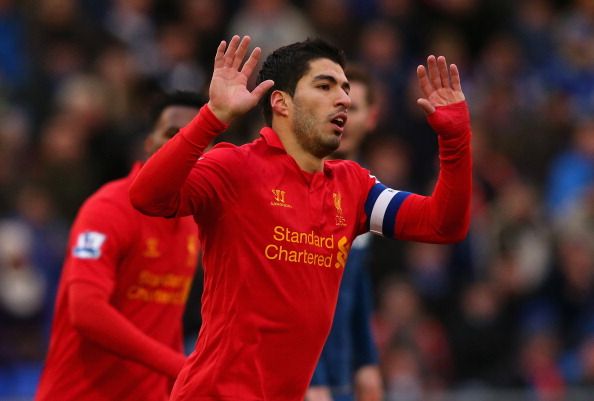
xmin=271 ymin=90 xmax=289 ymax=117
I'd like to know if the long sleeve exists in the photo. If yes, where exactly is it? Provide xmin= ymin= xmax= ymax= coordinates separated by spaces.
xmin=64 ymin=195 xmax=187 ymax=378
xmin=130 ymin=105 xmax=228 ymax=217
xmin=363 ymin=101 xmax=471 ymax=244
xmin=394 ymin=101 xmax=472 ymax=243
xmin=69 ymin=281 xmax=185 ymax=378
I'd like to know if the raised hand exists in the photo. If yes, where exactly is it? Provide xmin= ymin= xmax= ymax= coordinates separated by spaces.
xmin=207 ymin=35 xmax=275 ymax=124
xmin=416 ymin=55 xmax=465 ymax=115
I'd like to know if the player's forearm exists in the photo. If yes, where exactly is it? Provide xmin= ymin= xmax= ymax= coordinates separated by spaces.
xmin=69 ymin=282 xmax=185 ymax=378
xmin=130 ymin=105 xmax=227 ymax=216
xmin=395 ymin=101 xmax=472 ymax=243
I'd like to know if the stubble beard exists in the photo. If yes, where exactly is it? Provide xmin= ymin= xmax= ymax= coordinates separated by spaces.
xmin=292 ymin=100 xmax=340 ymax=159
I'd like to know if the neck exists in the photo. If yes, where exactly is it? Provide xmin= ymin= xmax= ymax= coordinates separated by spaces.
xmin=328 ymin=149 xmax=358 ymax=161
xmin=272 ymin=121 xmax=324 ymax=173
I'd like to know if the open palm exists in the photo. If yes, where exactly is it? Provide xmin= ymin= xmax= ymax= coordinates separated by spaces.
xmin=416 ymin=55 xmax=465 ymax=115
xmin=208 ymin=35 xmax=274 ymax=124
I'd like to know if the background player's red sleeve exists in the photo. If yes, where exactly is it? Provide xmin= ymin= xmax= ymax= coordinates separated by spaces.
xmin=68 ymin=281 xmax=185 ymax=378
xmin=130 ymin=105 xmax=228 ymax=217
xmin=394 ymin=101 xmax=472 ymax=243
xmin=65 ymin=197 xmax=185 ymax=377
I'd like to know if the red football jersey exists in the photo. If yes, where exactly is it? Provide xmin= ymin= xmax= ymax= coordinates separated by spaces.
xmin=36 ymin=165 xmax=199 ymax=401
xmin=169 ymin=128 xmax=376 ymax=401
xmin=130 ymin=103 xmax=471 ymax=401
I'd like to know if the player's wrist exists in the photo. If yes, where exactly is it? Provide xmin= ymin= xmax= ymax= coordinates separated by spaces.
xmin=178 ymin=104 xmax=229 ymax=152
xmin=427 ymin=101 xmax=470 ymax=139
xmin=206 ymin=101 xmax=235 ymax=125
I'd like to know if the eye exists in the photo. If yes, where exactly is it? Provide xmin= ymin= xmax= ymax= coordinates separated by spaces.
xmin=318 ymin=84 xmax=330 ymax=91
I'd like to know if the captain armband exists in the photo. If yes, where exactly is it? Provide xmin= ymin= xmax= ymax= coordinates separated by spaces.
xmin=364 ymin=182 xmax=410 ymax=238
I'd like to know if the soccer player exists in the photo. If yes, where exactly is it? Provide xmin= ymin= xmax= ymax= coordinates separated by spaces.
xmin=35 ymin=92 xmax=205 ymax=401
xmin=130 ymin=35 xmax=471 ymax=401
xmin=306 ymin=66 xmax=383 ymax=401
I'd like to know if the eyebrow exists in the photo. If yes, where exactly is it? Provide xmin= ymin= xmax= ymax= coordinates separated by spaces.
xmin=312 ymin=74 xmax=350 ymax=92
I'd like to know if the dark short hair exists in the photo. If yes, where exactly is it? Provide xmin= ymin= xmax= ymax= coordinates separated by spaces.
xmin=345 ymin=65 xmax=376 ymax=106
xmin=256 ymin=38 xmax=346 ymax=126
xmin=149 ymin=91 xmax=206 ymax=126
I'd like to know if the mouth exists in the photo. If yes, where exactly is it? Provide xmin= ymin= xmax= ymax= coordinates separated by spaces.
xmin=330 ymin=112 xmax=348 ymax=134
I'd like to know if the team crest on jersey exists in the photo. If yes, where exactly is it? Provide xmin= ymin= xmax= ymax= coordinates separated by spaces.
xmin=271 ymin=189 xmax=292 ymax=208
xmin=143 ymin=237 xmax=161 ymax=258
xmin=73 ymin=231 xmax=107 ymax=259
xmin=333 ymin=192 xmax=347 ymax=226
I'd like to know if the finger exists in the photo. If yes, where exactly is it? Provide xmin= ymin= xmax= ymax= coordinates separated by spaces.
xmin=427 ymin=55 xmax=441 ymax=89
xmin=224 ymin=35 xmax=241 ymax=67
xmin=417 ymin=98 xmax=435 ymax=115
xmin=214 ymin=40 xmax=226 ymax=69
xmin=241 ymin=46 xmax=262 ymax=78
xmin=437 ymin=56 xmax=450 ymax=88
xmin=251 ymin=79 xmax=275 ymax=101
xmin=450 ymin=63 xmax=463 ymax=92
xmin=232 ymin=36 xmax=251 ymax=69
xmin=416 ymin=65 xmax=433 ymax=99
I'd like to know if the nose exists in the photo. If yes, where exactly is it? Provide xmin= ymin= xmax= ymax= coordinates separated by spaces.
xmin=336 ymin=90 xmax=352 ymax=110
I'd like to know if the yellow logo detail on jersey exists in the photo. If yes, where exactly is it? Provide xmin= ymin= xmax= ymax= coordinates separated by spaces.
xmin=271 ymin=189 xmax=292 ymax=208
xmin=333 ymin=192 xmax=347 ymax=226
xmin=263 ymin=225 xmax=350 ymax=269
xmin=143 ymin=238 xmax=161 ymax=258
xmin=126 ymin=270 xmax=192 ymax=305
xmin=334 ymin=236 xmax=350 ymax=269
xmin=186 ymin=235 xmax=198 ymax=266
xmin=272 ymin=225 xmax=334 ymax=248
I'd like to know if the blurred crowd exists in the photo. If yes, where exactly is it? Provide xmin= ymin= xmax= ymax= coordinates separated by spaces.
xmin=0 ymin=0 xmax=593 ymax=400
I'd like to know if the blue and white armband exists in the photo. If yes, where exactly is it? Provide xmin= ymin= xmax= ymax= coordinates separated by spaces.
xmin=364 ymin=181 xmax=411 ymax=238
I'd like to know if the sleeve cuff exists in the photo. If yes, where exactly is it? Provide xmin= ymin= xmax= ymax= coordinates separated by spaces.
xmin=426 ymin=101 xmax=470 ymax=139
xmin=180 ymin=104 xmax=229 ymax=151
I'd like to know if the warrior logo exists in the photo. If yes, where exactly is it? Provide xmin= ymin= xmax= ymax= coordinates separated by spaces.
xmin=271 ymin=189 xmax=292 ymax=208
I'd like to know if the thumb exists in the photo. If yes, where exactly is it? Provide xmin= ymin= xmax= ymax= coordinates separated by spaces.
xmin=417 ymin=98 xmax=435 ymax=115
xmin=251 ymin=80 xmax=275 ymax=101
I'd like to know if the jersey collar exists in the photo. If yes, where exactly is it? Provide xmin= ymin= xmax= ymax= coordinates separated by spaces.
xmin=259 ymin=127 xmax=286 ymax=151
xmin=259 ymin=126 xmax=334 ymax=177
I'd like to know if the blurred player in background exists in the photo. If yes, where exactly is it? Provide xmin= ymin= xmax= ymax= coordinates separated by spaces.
xmin=307 ymin=66 xmax=383 ymax=401
xmin=35 ymin=92 xmax=205 ymax=401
